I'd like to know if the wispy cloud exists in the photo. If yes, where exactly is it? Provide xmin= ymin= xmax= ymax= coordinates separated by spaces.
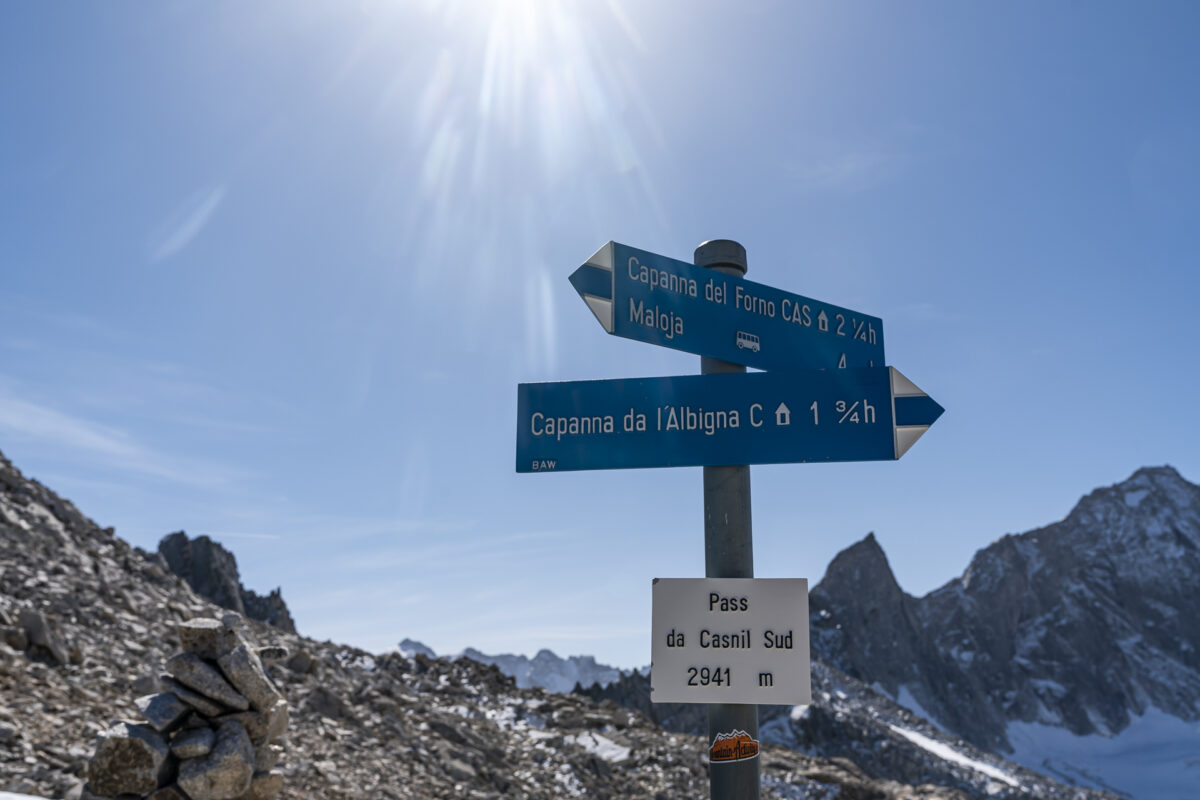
xmin=148 ymin=185 xmax=226 ymax=262
xmin=0 ymin=390 xmax=249 ymax=488
xmin=0 ymin=393 xmax=142 ymax=460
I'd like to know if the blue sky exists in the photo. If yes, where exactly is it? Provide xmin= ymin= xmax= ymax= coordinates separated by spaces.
xmin=3 ymin=1 xmax=1198 ymax=668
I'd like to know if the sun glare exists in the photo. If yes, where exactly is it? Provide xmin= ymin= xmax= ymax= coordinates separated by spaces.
xmin=313 ymin=0 xmax=659 ymax=367
xmin=383 ymin=2 xmax=655 ymax=356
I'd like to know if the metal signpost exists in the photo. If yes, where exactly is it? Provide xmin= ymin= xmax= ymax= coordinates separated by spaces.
xmin=517 ymin=239 xmax=943 ymax=800
xmin=696 ymin=241 xmax=759 ymax=799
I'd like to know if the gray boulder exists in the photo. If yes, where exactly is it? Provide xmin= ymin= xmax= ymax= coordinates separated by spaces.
xmin=170 ymin=726 xmax=216 ymax=759
xmin=218 ymin=644 xmax=282 ymax=712
xmin=136 ymin=692 xmax=190 ymax=733
xmin=239 ymin=769 xmax=284 ymax=800
xmin=177 ymin=618 xmax=241 ymax=661
xmin=86 ymin=721 xmax=169 ymax=797
xmin=304 ymin=685 xmax=349 ymax=719
xmin=161 ymin=676 xmax=229 ymax=717
xmin=285 ymin=649 xmax=314 ymax=675
xmin=253 ymin=743 xmax=283 ymax=772
xmin=256 ymin=645 xmax=288 ymax=665
xmin=130 ymin=673 xmax=162 ymax=696
xmin=166 ymin=652 xmax=249 ymax=711
xmin=264 ymin=698 xmax=288 ymax=742
xmin=18 ymin=608 xmax=69 ymax=665
xmin=177 ymin=720 xmax=255 ymax=800
xmin=215 ymin=710 xmax=267 ymax=743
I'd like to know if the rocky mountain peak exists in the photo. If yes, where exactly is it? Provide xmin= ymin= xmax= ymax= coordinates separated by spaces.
xmin=812 ymin=465 xmax=1200 ymax=773
xmin=158 ymin=532 xmax=243 ymax=612
xmin=812 ymin=532 xmax=902 ymax=605
xmin=397 ymin=637 xmax=435 ymax=659
xmin=1063 ymin=465 xmax=1198 ymax=540
xmin=157 ymin=531 xmax=296 ymax=634
xmin=810 ymin=533 xmax=927 ymax=698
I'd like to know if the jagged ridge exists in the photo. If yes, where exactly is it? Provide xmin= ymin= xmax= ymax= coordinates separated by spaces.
xmin=810 ymin=466 xmax=1200 ymax=753
xmin=157 ymin=531 xmax=296 ymax=634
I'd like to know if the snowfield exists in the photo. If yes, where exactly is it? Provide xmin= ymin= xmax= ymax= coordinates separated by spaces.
xmin=1007 ymin=707 xmax=1200 ymax=800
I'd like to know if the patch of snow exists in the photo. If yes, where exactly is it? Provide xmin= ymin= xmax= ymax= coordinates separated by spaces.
xmin=0 ymin=794 xmax=45 ymax=800
xmin=483 ymin=704 xmax=519 ymax=729
xmin=1007 ymin=707 xmax=1200 ymax=800
xmin=566 ymin=731 xmax=631 ymax=763
xmin=895 ymin=684 xmax=948 ymax=732
xmin=887 ymin=724 xmax=1019 ymax=787
xmin=553 ymin=762 xmax=585 ymax=796
xmin=344 ymin=653 xmax=376 ymax=671
xmin=1124 ymin=489 xmax=1150 ymax=508
xmin=789 ymin=704 xmax=810 ymax=722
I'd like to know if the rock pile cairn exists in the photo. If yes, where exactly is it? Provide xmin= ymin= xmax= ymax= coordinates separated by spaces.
xmin=84 ymin=615 xmax=289 ymax=800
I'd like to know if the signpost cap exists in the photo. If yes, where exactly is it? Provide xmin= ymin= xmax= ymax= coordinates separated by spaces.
xmin=694 ymin=240 xmax=747 ymax=275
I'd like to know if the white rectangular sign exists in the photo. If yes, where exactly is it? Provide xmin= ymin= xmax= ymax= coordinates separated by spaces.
xmin=651 ymin=578 xmax=811 ymax=705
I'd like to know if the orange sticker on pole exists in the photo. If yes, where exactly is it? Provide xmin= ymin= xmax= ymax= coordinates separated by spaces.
xmin=709 ymin=730 xmax=759 ymax=763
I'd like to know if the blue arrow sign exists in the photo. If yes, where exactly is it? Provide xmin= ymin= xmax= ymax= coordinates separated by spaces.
xmin=516 ymin=367 xmax=942 ymax=473
xmin=569 ymin=242 xmax=885 ymax=370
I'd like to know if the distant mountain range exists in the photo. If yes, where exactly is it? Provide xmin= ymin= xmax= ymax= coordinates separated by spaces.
xmin=397 ymin=639 xmax=626 ymax=694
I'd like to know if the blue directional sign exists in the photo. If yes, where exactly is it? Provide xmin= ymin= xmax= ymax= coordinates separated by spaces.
xmin=516 ymin=367 xmax=942 ymax=473
xmin=569 ymin=242 xmax=885 ymax=371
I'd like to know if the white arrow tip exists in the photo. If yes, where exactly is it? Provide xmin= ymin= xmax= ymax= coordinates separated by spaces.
xmin=889 ymin=367 xmax=925 ymax=397
xmin=584 ymin=294 xmax=614 ymax=333
xmin=586 ymin=241 xmax=614 ymax=272
xmin=895 ymin=425 xmax=930 ymax=459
